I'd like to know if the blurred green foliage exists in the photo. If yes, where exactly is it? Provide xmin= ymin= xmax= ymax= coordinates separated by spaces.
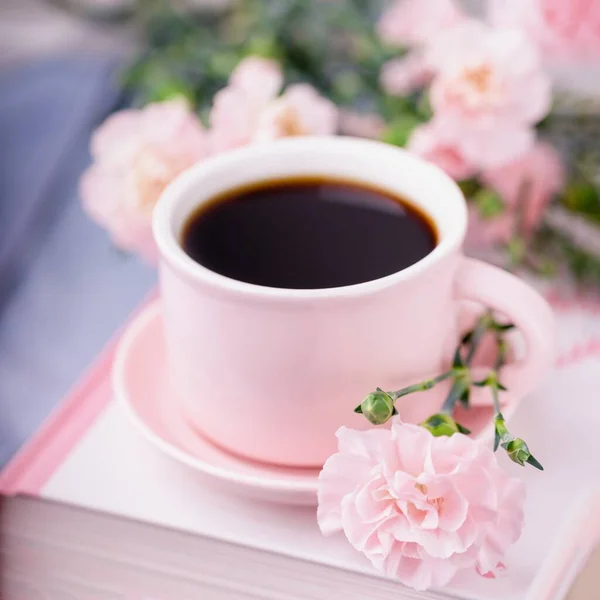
xmin=124 ymin=0 xmax=403 ymax=117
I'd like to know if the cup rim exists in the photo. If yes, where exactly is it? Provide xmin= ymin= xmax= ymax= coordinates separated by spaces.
xmin=153 ymin=136 xmax=467 ymax=300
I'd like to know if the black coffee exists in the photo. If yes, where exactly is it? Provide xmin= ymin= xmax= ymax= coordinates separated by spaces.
xmin=181 ymin=177 xmax=437 ymax=289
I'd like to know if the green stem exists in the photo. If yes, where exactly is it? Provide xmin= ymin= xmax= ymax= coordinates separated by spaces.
xmin=494 ymin=335 xmax=508 ymax=371
xmin=464 ymin=313 xmax=492 ymax=365
xmin=433 ymin=371 xmax=454 ymax=384
xmin=490 ymin=383 xmax=501 ymax=415
xmin=441 ymin=378 xmax=468 ymax=413
xmin=486 ymin=335 xmax=508 ymax=416
xmin=391 ymin=371 xmax=453 ymax=400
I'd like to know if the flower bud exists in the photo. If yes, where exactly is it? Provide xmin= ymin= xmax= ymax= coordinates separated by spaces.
xmin=420 ymin=413 xmax=471 ymax=437
xmin=357 ymin=390 xmax=395 ymax=425
xmin=502 ymin=438 xmax=543 ymax=470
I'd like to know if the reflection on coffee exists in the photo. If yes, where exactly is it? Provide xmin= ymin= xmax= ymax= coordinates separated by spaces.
xmin=181 ymin=177 xmax=437 ymax=289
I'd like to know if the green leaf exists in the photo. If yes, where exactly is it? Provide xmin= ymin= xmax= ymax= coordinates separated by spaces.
xmin=245 ymin=34 xmax=279 ymax=59
xmin=147 ymin=79 xmax=196 ymax=104
xmin=459 ymin=386 xmax=470 ymax=408
xmin=562 ymin=181 xmax=600 ymax=220
xmin=526 ymin=454 xmax=544 ymax=471
xmin=452 ymin=348 xmax=465 ymax=368
xmin=332 ymin=71 xmax=363 ymax=103
xmin=537 ymin=259 xmax=558 ymax=278
xmin=415 ymin=91 xmax=432 ymax=120
xmin=494 ymin=428 xmax=500 ymax=451
xmin=458 ymin=178 xmax=481 ymax=199
xmin=354 ymin=405 xmax=363 ymax=413
xmin=421 ymin=413 xmax=471 ymax=437
xmin=494 ymin=323 xmax=515 ymax=332
xmin=210 ymin=51 xmax=244 ymax=78
xmin=381 ymin=113 xmax=422 ymax=148
xmin=507 ymin=236 xmax=526 ymax=266
xmin=494 ymin=413 xmax=509 ymax=450
xmin=473 ymin=188 xmax=505 ymax=219
xmin=461 ymin=331 xmax=473 ymax=345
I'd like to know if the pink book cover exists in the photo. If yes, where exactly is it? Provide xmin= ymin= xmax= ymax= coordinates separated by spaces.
xmin=1 ymin=292 xmax=600 ymax=600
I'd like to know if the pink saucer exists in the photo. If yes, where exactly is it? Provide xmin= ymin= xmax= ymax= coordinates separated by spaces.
xmin=112 ymin=301 xmax=320 ymax=506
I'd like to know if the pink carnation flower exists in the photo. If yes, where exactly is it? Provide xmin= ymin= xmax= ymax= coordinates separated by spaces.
xmin=488 ymin=0 xmax=600 ymax=64
xmin=377 ymin=0 xmax=465 ymax=47
xmin=210 ymin=56 xmax=337 ymax=152
xmin=80 ymin=99 xmax=207 ymax=262
xmin=407 ymin=120 xmax=477 ymax=181
xmin=254 ymin=84 xmax=339 ymax=142
xmin=318 ymin=423 xmax=525 ymax=591
xmin=427 ymin=21 xmax=552 ymax=169
xmin=209 ymin=57 xmax=283 ymax=152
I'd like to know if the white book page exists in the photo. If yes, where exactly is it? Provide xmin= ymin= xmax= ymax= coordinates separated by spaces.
xmin=40 ymin=354 xmax=600 ymax=600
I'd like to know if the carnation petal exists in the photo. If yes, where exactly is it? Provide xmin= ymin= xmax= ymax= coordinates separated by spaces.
xmin=341 ymin=496 xmax=394 ymax=555
xmin=458 ymin=124 xmax=535 ymax=169
xmin=431 ymin=482 xmax=469 ymax=532
xmin=354 ymin=477 xmax=396 ymax=523
xmin=336 ymin=426 xmax=392 ymax=464
xmin=509 ymin=73 xmax=553 ymax=124
xmin=391 ymin=422 xmax=431 ymax=476
xmin=317 ymin=452 xmax=374 ymax=535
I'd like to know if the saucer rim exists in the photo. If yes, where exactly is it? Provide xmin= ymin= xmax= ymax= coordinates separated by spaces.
xmin=112 ymin=300 xmax=320 ymax=495
xmin=113 ymin=300 xmax=518 ymax=495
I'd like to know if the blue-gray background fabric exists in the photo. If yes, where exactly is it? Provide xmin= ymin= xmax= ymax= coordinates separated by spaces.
xmin=0 ymin=57 xmax=156 ymax=467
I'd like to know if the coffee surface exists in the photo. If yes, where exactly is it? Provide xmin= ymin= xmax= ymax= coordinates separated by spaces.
xmin=181 ymin=178 xmax=437 ymax=289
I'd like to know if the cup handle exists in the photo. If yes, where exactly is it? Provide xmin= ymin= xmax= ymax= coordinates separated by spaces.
xmin=454 ymin=257 xmax=555 ymax=399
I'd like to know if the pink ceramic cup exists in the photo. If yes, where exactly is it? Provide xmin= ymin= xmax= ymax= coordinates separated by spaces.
xmin=153 ymin=137 xmax=554 ymax=467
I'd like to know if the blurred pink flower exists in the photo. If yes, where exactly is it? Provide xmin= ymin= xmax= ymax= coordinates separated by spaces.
xmin=380 ymin=52 xmax=433 ymax=97
xmin=466 ymin=208 xmax=515 ymax=248
xmin=210 ymin=56 xmax=337 ymax=151
xmin=338 ymin=110 xmax=386 ymax=139
xmin=467 ymin=142 xmax=565 ymax=247
xmin=317 ymin=423 xmax=525 ymax=591
xmin=377 ymin=0 xmax=465 ymax=47
xmin=254 ymin=84 xmax=338 ymax=141
xmin=209 ymin=57 xmax=283 ymax=152
xmin=427 ymin=21 xmax=552 ymax=169
xmin=80 ymin=99 xmax=207 ymax=262
xmin=407 ymin=120 xmax=477 ymax=180
xmin=482 ymin=142 xmax=565 ymax=235
xmin=228 ymin=55 xmax=283 ymax=104
xmin=488 ymin=0 xmax=600 ymax=64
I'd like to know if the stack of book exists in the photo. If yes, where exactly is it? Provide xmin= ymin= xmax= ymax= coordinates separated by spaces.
xmin=1 ymin=306 xmax=599 ymax=600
